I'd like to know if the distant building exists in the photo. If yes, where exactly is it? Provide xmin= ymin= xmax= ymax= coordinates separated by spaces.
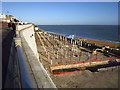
xmin=0 ymin=14 xmax=14 ymax=23
xmin=0 ymin=14 xmax=6 ymax=22
xmin=6 ymin=15 xmax=14 ymax=22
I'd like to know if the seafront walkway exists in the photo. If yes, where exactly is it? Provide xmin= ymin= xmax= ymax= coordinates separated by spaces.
xmin=1 ymin=23 xmax=15 ymax=88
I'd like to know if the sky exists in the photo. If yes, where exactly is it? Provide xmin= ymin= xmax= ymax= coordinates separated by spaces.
xmin=2 ymin=2 xmax=118 ymax=25
xmin=1 ymin=0 xmax=120 ymax=2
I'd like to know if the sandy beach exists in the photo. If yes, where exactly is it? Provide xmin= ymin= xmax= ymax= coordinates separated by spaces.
xmin=35 ymin=29 xmax=120 ymax=88
xmin=84 ymin=38 xmax=120 ymax=48
xmin=74 ymin=36 xmax=120 ymax=48
xmin=47 ymin=31 xmax=120 ymax=48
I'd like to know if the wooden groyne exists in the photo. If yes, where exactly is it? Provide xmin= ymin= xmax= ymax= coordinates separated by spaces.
xmin=35 ymin=26 xmax=120 ymax=75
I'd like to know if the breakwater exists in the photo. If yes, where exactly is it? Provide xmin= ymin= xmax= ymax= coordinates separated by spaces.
xmin=35 ymin=26 xmax=120 ymax=88
xmin=35 ymin=26 xmax=120 ymax=66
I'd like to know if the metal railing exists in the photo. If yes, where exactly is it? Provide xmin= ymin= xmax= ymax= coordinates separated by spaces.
xmin=15 ymin=45 xmax=33 ymax=88
xmin=13 ymin=24 xmax=34 ymax=88
xmin=4 ymin=30 xmax=34 ymax=88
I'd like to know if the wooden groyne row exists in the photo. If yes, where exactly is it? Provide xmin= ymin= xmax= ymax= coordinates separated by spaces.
xmin=35 ymin=26 xmax=120 ymax=75
xmin=36 ymin=28 xmax=120 ymax=56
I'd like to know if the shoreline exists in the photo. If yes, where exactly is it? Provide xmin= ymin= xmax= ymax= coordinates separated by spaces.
xmin=83 ymin=38 xmax=120 ymax=48
xmin=38 ymin=28 xmax=120 ymax=48
xmin=75 ymin=37 xmax=120 ymax=48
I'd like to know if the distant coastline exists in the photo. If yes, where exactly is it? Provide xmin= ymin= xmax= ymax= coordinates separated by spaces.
xmin=37 ymin=25 xmax=119 ymax=27
xmin=36 ymin=24 xmax=120 ymax=26
xmin=47 ymin=31 xmax=120 ymax=47
xmin=79 ymin=38 xmax=120 ymax=48
xmin=37 ymin=25 xmax=120 ymax=48
xmin=37 ymin=25 xmax=120 ymax=45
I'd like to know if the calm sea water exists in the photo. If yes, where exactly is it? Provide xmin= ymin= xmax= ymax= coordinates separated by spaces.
xmin=37 ymin=25 xmax=120 ymax=43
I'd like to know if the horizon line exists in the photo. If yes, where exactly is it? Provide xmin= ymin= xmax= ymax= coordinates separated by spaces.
xmin=36 ymin=24 xmax=118 ymax=25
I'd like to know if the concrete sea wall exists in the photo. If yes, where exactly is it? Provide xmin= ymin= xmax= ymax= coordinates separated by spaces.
xmin=18 ymin=24 xmax=39 ymax=59
xmin=16 ymin=24 xmax=57 ymax=88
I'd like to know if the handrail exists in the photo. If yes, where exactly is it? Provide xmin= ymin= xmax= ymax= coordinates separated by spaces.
xmin=16 ymin=45 xmax=33 ymax=88
xmin=14 ymin=24 xmax=34 ymax=88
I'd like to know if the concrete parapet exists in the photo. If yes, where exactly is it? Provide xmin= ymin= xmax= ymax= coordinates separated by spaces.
xmin=19 ymin=25 xmax=39 ymax=59
xmin=16 ymin=24 xmax=33 ymax=31
xmin=16 ymin=24 xmax=57 ymax=88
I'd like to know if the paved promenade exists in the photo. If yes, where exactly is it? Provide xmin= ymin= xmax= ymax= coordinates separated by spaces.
xmin=2 ymin=23 xmax=14 ymax=88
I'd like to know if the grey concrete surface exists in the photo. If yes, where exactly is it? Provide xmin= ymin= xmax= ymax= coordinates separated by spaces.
xmin=2 ymin=26 xmax=14 ymax=88
xmin=20 ymin=27 xmax=57 ymax=88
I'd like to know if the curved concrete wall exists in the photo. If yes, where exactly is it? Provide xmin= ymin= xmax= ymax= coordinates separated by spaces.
xmin=18 ymin=24 xmax=39 ymax=59
xmin=16 ymin=24 xmax=57 ymax=88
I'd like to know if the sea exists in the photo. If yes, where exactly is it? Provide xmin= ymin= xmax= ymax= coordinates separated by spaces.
xmin=37 ymin=25 xmax=120 ymax=43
